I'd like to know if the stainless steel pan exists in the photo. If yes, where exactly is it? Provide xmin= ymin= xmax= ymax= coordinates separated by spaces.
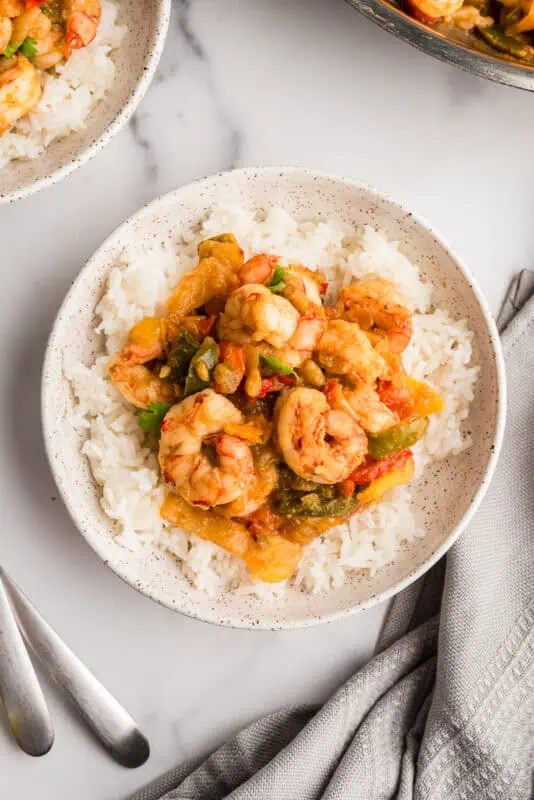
xmin=345 ymin=0 xmax=534 ymax=90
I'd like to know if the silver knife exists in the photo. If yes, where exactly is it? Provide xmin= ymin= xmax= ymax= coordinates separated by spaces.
xmin=0 ymin=576 xmax=54 ymax=756
xmin=0 ymin=568 xmax=149 ymax=768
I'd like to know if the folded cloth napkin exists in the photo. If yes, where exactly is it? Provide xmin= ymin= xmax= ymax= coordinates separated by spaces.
xmin=132 ymin=274 xmax=534 ymax=800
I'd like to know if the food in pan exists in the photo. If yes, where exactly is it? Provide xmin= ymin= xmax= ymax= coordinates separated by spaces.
xmin=405 ymin=0 xmax=534 ymax=64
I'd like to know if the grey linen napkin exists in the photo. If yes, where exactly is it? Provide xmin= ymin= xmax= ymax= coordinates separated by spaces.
xmin=132 ymin=274 xmax=534 ymax=800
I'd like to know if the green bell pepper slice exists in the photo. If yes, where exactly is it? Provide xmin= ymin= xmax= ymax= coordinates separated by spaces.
xmin=260 ymin=354 xmax=295 ymax=377
xmin=167 ymin=330 xmax=201 ymax=383
xmin=271 ymin=487 xmax=359 ymax=518
xmin=477 ymin=27 xmax=534 ymax=61
xmin=367 ymin=417 xmax=429 ymax=460
xmin=183 ymin=337 xmax=220 ymax=397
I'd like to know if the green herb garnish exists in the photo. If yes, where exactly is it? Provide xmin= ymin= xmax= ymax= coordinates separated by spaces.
xmin=3 ymin=37 xmax=37 ymax=59
xmin=268 ymin=265 xmax=287 ymax=294
xmin=260 ymin=354 xmax=295 ymax=377
xmin=139 ymin=402 xmax=171 ymax=434
xmin=20 ymin=38 xmax=38 ymax=58
xmin=3 ymin=42 xmax=20 ymax=58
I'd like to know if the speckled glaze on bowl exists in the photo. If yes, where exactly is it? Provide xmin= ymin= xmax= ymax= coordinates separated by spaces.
xmin=0 ymin=0 xmax=171 ymax=204
xmin=42 ymin=167 xmax=506 ymax=630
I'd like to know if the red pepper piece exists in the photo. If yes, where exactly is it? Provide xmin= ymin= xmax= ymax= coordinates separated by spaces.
xmin=257 ymin=375 xmax=296 ymax=398
xmin=349 ymin=449 xmax=413 ymax=485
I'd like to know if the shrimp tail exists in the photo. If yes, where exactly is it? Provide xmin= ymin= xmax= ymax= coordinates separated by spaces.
xmin=64 ymin=1 xmax=101 ymax=58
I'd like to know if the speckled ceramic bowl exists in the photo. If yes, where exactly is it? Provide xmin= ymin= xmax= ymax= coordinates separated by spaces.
xmin=42 ymin=168 xmax=506 ymax=629
xmin=0 ymin=0 xmax=171 ymax=204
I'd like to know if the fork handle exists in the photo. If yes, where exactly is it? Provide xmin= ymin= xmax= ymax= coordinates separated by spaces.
xmin=0 ymin=577 xmax=54 ymax=756
xmin=0 ymin=568 xmax=149 ymax=768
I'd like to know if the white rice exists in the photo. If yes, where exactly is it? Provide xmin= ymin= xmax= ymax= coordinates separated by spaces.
xmin=0 ymin=1 xmax=125 ymax=168
xmin=65 ymin=207 xmax=479 ymax=597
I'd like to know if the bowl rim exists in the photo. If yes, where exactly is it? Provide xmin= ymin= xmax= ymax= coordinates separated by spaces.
xmin=41 ymin=166 xmax=507 ymax=630
xmin=345 ymin=0 xmax=534 ymax=91
xmin=1 ymin=0 xmax=172 ymax=205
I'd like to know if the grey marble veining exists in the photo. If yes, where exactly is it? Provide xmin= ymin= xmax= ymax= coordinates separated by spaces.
xmin=125 ymin=0 xmax=243 ymax=196
xmin=1 ymin=0 xmax=533 ymax=797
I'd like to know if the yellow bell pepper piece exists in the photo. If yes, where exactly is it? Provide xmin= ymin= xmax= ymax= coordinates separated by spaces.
xmin=128 ymin=316 xmax=166 ymax=349
xmin=167 ymin=256 xmax=240 ymax=317
xmin=508 ymin=0 xmax=534 ymax=33
xmin=406 ymin=377 xmax=444 ymax=417
xmin=161 ymin=493 xmax=250 ymax=559
xmin=197 ymin=234 xmax=244 ymax=269
xmin=357 ymin=455 xmax=415 ymax=506
xmin=244 ymin=535 xmax=302 ymax=583
xmin=223 ymin=416 xmax=272 ymax=445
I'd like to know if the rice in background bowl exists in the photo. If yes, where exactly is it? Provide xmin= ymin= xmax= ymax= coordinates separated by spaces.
xmin=0 ymin=0 xmax=171 ymax=203
xmin=42 ymin=168 xmax=506 ymax=629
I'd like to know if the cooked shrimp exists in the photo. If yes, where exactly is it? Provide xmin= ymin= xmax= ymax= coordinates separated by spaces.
xmin=282 ymin=264 xmax=325 ymax=315
xmin=0 ymin=16 xmax=12 ymax=52
xmin=299 ymin=358 xmax=326 ymax=388
xmin=239 ymin=254 xmax=279 ymax=285
xmin=0 ymin=1 xmax=23 ymax=18
xmin=326 ymin=379 xmax=398 ymax=434
xmin=158 ymin=390 xmax=254 ymax=509
xmin=269 ymin=264 xmax=327 ymax=362
xmin=10 ymin=5 xmax=51 ymax=45
xmin=289 ymin=264 xmax=324 ymax=305
xmin=288 ymin=313 xmax=325 ymax=352
xmin=0 ymin=54 xmax=41 ymax=135
xmin=448 ymin=5 xmax=493 ymax=30
xmin=344 ymin=385 xmax=399 ymax=434
xmin=7 ymin=5 xmax=66 ymax=69
xmin=32 ymin=26 xmax=66 ymax=70
xmin=236 ymin=264 xmax=327 ymax=365
xmin=275 ymin=387 xmax=367 ymax=484
xmin=108 ymin=354 xmax=175 ymax=410
xmin=64 ymin=0 xmax=101 ymax=58
xmin=219 ymin=284 xmax=300 ymax=349
xmin=219 ymin=447 xmax=278 ymax=517
xmin=221 ymin=263 xmax=326 ymax=362
xmin=336 ymin=277 xmax=412 ymax=353
xmin=108 ymin=316 xmax=174 ymax=409
xmin=271 ymin=314 xmax=326 ymax=370
xmin=316 ymin=319 xmax=388 ymax=385
xmin=167 ymin=256 xmax=240 ymax=320
xmin=406 ymin=0 xmax=462 ymax=19
xmin=109 ymin=360 xmax=176 ymax=409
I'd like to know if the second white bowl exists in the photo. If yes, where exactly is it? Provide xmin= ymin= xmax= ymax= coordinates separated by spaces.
xmin=0 ymin=0 xmax=171 ymax=204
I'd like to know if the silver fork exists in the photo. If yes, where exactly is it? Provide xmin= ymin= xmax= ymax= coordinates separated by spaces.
xmin=0 ymin=575 xmax=54 ymax=756
xmin=0 ymin=568 xmax=150 ymax=768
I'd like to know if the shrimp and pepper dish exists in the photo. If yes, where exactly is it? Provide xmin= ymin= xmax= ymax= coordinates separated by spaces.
xmin=108 ymin=233 xmax=445 ymax=584
xmin=0 ymin=0 xmax=101 ymax=134
xmin=404 ymin=0 xmax=534 ymax=62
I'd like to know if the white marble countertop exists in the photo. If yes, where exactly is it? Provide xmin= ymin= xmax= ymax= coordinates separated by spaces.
xmin=1 ymin=0 xmax=533 ymax=797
